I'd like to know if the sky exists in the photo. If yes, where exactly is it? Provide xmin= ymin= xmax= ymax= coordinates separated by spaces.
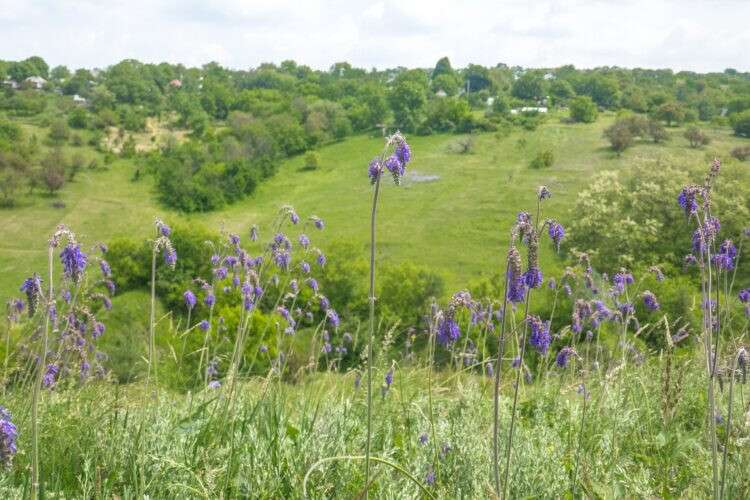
xmin=1 ymin=0 xmax=748 ymax=73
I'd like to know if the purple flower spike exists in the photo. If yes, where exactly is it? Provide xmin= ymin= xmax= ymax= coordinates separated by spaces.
xmin=527 ymin=315 xmax=551 ymax=355
xmin=556 ymin=346 xmax=576 ymax=368
xmin=642 ymin=291 xmax=660 ymax=311
xmin=60 ymin=244 xmax=88 ymax=281
xmin=437 ymin=318 xmax=461 ymax=346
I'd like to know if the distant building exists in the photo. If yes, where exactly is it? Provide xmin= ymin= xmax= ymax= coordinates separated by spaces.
xmin=24 ymin=76 xmax=47 ymax=89
xmin=435 ymin=89 xmax=448 ymax=98
xmin=169 ymin=79 xmax=182 ymax=88
xmin=510 ymin=106 xmax=548 ymax=115
xmin=486 ymin=96 xmax=496 ymax=107
xmin=543 ymin=72 xmax=556 ymax=80
xmin=1 ymin=79 xmax=18 ymax=89
xmin=72 ymin=94 xmax=88 ymax=105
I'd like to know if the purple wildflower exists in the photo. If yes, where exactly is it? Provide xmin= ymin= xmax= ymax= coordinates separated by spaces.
xmin=713 ymin=240 xmax=737 ymax=270
xmin=300 ymin=261 xmax=311 ymax=274
xmin=319 ymin=295 xmax=330 ymax=311
xmin=368 ymin=157 xmax=383 ymax=183
xmin=163 ymin=248 xmax=177 ymax=267
xmin=739 ymin=288 xmax=750 ymax=303
xmin=182 ymin=290 xmax=197 ymax=310
xmin=92 ymin=321 xmax=105 ymax=339
xmin=506 ymin=247 xmax=526 ymax=303
xmin=327 ymin=309 xmax=340 ymax=328
xmin=204 ymin=292 xmax=215 ymax=308
xmin=556 ymin=346 xmax=576 ymax=368
xmin=42 ymin=363 xmax=59 ymax=388
xmin=523 ymin=267 xmax=543 ymax=288
xmin=20 ymin=275 xmax=42 ymax=316
xmin=395 ymin=139 xmax=411 ymax=164
xmin=437 ymin=318 xmax=461 ymax=346
xmin=419 ymin=433 xmax=428 ymax=445
xmin=425 ymin=469 xmax=435 ymax=486
xmin=99 ymin=260 xmax=111 ymax=278
xmin=0 ymin=406 xmax=18 ymax=467
xmin=538 ymin=185 xmax=551 ymax=200
xmin=316 ymin=251 xmax=326 ymax=267
xmin=298 ymin=234 xmax=310 ymax=249
xmin=527 ymin=315 xmax=551 ymax=355
xmin=547 ymin=221 xmax=565 ymax=251
xmin=60 ymin=243 xmax=88 ymax=281
xmin=385 ymin=367 xmax=394 ymax=387
xmin=384 ymin=154 xmax=403 ymax=177
xmin=642 ymin=291 xmax=660 ymax=311
xmin=677 ymin=186 xmax=700 ymax=217
xmin=250 ymin=225 xmax=259 ymax=241
xmin=198 ymin=319 xmax=210 ymax=331
xmin=307 ymin=278 xmax=319 ymax=293
xmin=313 ymin=217 xmax=324 ymax=230
xmin=290 ymin=211 xmax=300 ymax=225
xmin=213 ymin=267 xmax=228 ymax=280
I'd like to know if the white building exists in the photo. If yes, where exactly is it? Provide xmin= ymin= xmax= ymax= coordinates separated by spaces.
xmin=510 ymin=107 xmax=548 ymax=115
xmin=24 ymin=76 xmax=47 ymax=89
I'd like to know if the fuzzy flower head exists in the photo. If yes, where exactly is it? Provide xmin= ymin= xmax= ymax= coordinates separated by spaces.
xmin=249 ymin=225 xmax=259 ymax=241
xmin=368 ymin=157 xmax=383 ymax=184
xmin=312 ymin=216 xmax=325 ymax=230
xmin=642 ymin=290 xmax=660 ymax=311
xmin=547 ymin=220 xmax=565 ymax=251
xmin=739 ymin=288 xmax=750 ymax=304
xmin=437 ymin=318 xmax=461 ymax=346
xmin=713 ymin=240 xmax=737 ymax=271
xmin=20 ymin=274 xmax=43 ymax=316
xmin=677 ymin=186 xmax=702 ymax=217
xmin=527 ymin=315 xmax=551 ymax=355
xmin=0 ymin=406 xmax=18 ymax=467
xmin=556 ymin=346 xmax=577 ymax=368
xmin=183 ymin=291 xmax=197 ymax=310
xmin=537 ymin=185 xmax=551 ymax=200
xmin=60 ymin=243 xmax=88 ymax=282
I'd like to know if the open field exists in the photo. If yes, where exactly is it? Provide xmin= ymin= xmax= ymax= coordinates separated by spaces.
xmin=1 ymin=113 xmax=744 ymax=301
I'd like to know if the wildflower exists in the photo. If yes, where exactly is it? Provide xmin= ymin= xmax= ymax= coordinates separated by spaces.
xmin=419 ymin=433 xmax=428 ymax=445
xmin=547 ymin=221 xmax=565 ymax=251
xmin=563 ymin=284 xmax=572 ymax=296
xmin=437 ymin=318 xmax=461 ymax=346
xmin=300 ymin=261 xmax=311 ymax=274
xmin=204 ymin=291 xmax=215 ymax=307
xmin=290 ymin=211 xmax=300 ymax=225
xmin=511 ymin=356 xmax=521 ymax=368
xmin=0 ymin=406 xmax=18 ymax=467
xmin=385 ymin=367 xmax=394 ymax=387
xmin=92 ymin=321 xmax=105 ymax=339
xmin=677 ymin=186 xmax=701 ymax=217
xmin=60 ymin=243 xmax=88 ymax=281
xmin=486 ymin=363 xmax=494 ymax=377
xmin=208 ymin=380 xmax=221 ymax=389
xmin=42 ymin=363 xmax=59 ymax=388
xmin=273 ymin=251 xmax=291 ymax=270
xmin=555 ymin=346 xmax=576 ymax=368
xmin=368 ymin=158 xmax=383 ymax=183
xmin=739 ymin=288 xmax=750 ymax=303
xmin=713 ymin=240 xmax=737 ymax=270
xmin=319 ymin=295 xmax=330 ymax=311
xmin=395 ymin=139 xmax=411 ymax=164
xmin=20 ymin=275 xmax=42 ymax=316
xmin=307 ymin=278 xmax=319 ymax=293
xmin=642 ymin=291 xmax=660 ymax=311
xmin=527 ymin=315 xmax=551 ymax=355
xmin=99 ymin=260 xmax=111 ymax=278
xmin=612 ymin=271 xmax=634 ymax=294
xmin=425 ymin=469 xmax=435 ymax=486
xmin=327 ymin=309 xmax=340 ymax=328
xmin=182 ymin=290 xmax=196 ymax=310
xmin=312 ymin=216 xmax=325 ymax=230
xmin=250 ymin=225 xmax=259 ymax=241
xmin=538 ymin=185 xmax=551 ymax=200
xmin=523 ymin=267 xmax=543 ymax=288
xmin=506 ymin=247 xmax=526 ymax=303
xmin=163 ymin=248 xmax=177 ymax=267
xmin=316 ymin=251 xmax=326 ymax=267
xmin=649 ymin=266 xmax=665 ymax=282
xmin=618 ymin=302 xmax=635 ymax=316
xmin=198 ymin=319 xmax=210 ymax=331
xmin=298 ymin=234 xmax=310 ymax=249
xmin=259 ymin=345 xmax=268 ymax=353
xmin=548 ymin=278 xmax=556 ymax=289
xmin=156 ymin=220 xmax=171 ymax=237
xmin=385 ymin=154 xmax=403 ymax=177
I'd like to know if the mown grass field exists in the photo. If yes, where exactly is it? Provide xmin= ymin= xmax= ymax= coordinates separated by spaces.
xmin=1 ymin=113 xmax=745 ymax=301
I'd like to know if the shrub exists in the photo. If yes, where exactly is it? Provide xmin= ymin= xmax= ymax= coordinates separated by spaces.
xmin=529 ymin=149 xmax=554 ymax=169
xmin=303 ymin=151 xmax=320 ymax=170
xmin=568 ymin=96 xmax=598 ymax=123
xmin=647 ymin=119 xmax=668 ymax=143
xmin=48 ymin=119 xmax=70 ymax=143
xmin=449 ymin=135 xmax=474 ymax=154
xmin=730 ymin=110 xmax=750 ymax=137
xmin=603 ymin=120 xmax=634 ymax=155
xmin=68 ymin=107 xmax=88 ymax=129
xmin=40 ymin=148 xmax=66 ymax=194
xmin=683 ymin=127 xmax=710 ymax=148
xmin=730 ymin=145 xmax=750 ymax=161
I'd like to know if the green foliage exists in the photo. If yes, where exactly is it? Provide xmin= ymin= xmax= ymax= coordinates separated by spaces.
xmin=68 ymin=107 xmax=89 ymax=129
xmin=511 ymin=72 xmax=545 ymax=101
xmin=730 ymin=145 xmax=750 ymax=161
xmin=568 ymin=161 xmax=750 ymax=270
xmin=730 ymin=110 xmax=750 ymax=137
xmin=303 ymin=151 xmax=320 ymax=170
xmin=655 ymin=102 xmax=686 ymax=126
xmin=683 ymin=126 xmax=710 ymax=148
xmin=388 ymin=70 xmax=429 ymax=132
xmin=48 ymin=119 xmax=70 ymax=143
xmin=377 ymin=262 xmax=444 ymax=327
xmin=529 ymin=149 xmax=554 ymax=169
xmin=569 ymin=96 xmax=598 ymax=123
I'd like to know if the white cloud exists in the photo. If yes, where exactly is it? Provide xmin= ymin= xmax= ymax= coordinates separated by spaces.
xmin=0 ymin=0 xmax=747 ymax=71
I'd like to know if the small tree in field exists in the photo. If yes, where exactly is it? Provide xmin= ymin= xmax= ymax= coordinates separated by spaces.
xmin=41 ymin=149 xmax=67 ymax=194
xmin=303 ymin=151 xmax=320 ymax=170
xmin=647 ymin=119 xmax=668 ymax=143
xmin=655 ymin=102 xmax=685 ymax=126
xmin=568 ymin=96 xmax=598 ymax=123
xmin=529 ymin=149 xmax=554 ymax=169
xmin=48 ymin=119 xmax=70 ymax=144
xmin=604 ymin=121 xmax=634 ymax=155
xmin=684 ymin=126 xmax=710 ymax=148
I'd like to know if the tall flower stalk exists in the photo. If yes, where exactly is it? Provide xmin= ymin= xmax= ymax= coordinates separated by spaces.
xmin=364 ymin=133 xmax=410 ymax=497
xmin=148 ymin=219 xmax=176 ymax=389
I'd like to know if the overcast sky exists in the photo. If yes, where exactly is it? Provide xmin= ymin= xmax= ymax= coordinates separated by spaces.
xmin=1 ymin=0 xmax=748 ymax=73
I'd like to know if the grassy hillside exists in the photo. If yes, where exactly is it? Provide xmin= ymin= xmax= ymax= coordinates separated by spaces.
xmin=1 ymin=113 xmax=744 ymax=301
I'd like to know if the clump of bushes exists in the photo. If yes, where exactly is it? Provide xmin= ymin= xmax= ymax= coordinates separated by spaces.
xmin=530 ymin=149 xmax=554 ymax=169
xmin=684 ymin=126 xmax=710 ymax=148
xmin=730 ymin=145 xmax=750 ymax=161
xmin=303 ymin=151 xmax=320 ymax=170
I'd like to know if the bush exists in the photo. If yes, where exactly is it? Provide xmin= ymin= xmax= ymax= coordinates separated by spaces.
xmin=730 ymin=110 xmax=750 ymax=137
xmin=40 ymin=148 xmax=67 ymax=194
xmin=48 ymin=119 xmax=70 ymax=143
xmin=568 ymin=96 xmax=598 ymax=123
xmin=647 ymin=119 xmax=668 ymax=143
xmin=683 ymin=127 xmax=710 ymax=148
xmin=303 ymin=151 xmax=320 ymax=170
xmin=730 ymin=145 xmax=750 ymax=161
xmin=603 ymin=121 xmax=634 ymax=155
xmin=530 ymin=149 xmax=554 ymax=169
xmin=449 ymin=136 xmax=474 ymax=154
xmin=68 ymin=107 xmax=88 ymax=129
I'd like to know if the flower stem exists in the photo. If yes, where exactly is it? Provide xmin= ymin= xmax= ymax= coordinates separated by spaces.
xmin=492 ymin=261 xmax=510 ymax=496
xmin=365 ymin=173 xmax=382 ymax=498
